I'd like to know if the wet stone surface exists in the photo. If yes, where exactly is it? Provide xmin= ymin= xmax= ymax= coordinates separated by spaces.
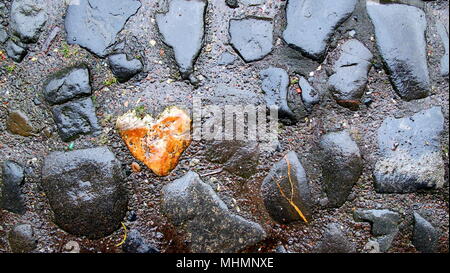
xmin=436 ymin=21 xmax=449 ymax=77
xmin=0 ymin=161 xmax=26 ymax=215
xmin=116 ymin=107 xmax=192 ymax=177
xmin=43 ymin=66 xmax=100 ymax=142
xmin=413 ymin=212 xmax=439 ymax=253
xmin=319 ymin=130 xmax=363 ymax=208
xmin=156 ymin=0 xmax=207 ymax=79
xmin=162 ymin=172 xmax=266 ymax=253
xmin=354 ymin=209 xmax=401 ymax=252
xmin=367 ymin=2 xmax=431 ymax=101
xmin=65 ymin=0 xmax=141 ymax=58
xmin=229 ymin=17 xmax=274 ymax=62
xmin=41 ymin=147 xmax=128 ymax=239
xmin=0 ymin=0 xmax=448 ymax=254
xmin=299 ymin=77 xmax=320 ymax=111
xmin=6 ymin=110 xmax=35 ymax=137
xmin=283 ymin=0 xmax=357 ymax=60
xmin=9 ymin=0 xmax=47 ymax=44
xmin=5 ymin=40 xmax=27 ymax=62
xmin=108 ymin=54 xmax=143 ymax=83
xmin=328 ymin=39 xmax=373 ymax=110
xmin=260 ymin=67 xmax=297 ymax=124
xmin=51 ymin=97 xmax=100 ymax=142
xmin=374 ymin=107 xmax=445 ymax=193
xmin=43 ymin=66 xmax=91 ymax=105
xmin=261 ymin=151 xmax=313 ymax=224
xmin=0 ymin=26 xmax=7 ymax=44
xmin=206 ymin=140 xmax=260 ymax=179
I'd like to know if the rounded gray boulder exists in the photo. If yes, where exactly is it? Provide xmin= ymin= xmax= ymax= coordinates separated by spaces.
xmin=41 ymin=147 xmax=128 ymax=239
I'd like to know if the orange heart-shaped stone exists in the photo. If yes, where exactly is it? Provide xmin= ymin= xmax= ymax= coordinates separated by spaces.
xmin=116 ymin=107 xmax=191 ymax=176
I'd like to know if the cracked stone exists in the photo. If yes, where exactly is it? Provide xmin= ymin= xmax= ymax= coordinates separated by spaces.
xmin=261 ymin=151 xmax=313 ymax=224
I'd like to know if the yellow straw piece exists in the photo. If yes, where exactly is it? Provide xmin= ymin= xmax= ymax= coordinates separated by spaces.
xmin=115 ymin=222 xmax=128 ymax=247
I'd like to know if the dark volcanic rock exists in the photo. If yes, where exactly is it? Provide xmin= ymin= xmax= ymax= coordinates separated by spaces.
xmin=9 ymin=0 xmax=47 ymax=44
xmin=328 ymin=39 xmax=373 ymax=110
xmin=1 ymin=161 xmax=26 ymax=215
xmin=436 ymin=21 xmax=449 ymax=77
xmin=286 ymin=84 xmax=308 ymax=124
xmin=6 ymin=110 xmax=35 ymax=137
xmin=156 ymin=0 xmax=207 ymax=79
xmin=354 ymin=209 xmax=401 ymax=252
xmin=283 ymin=0 xmax=357 ymax=60
xmin=6 ymin=40 xmax=27 ymax=62
xmin=314 ymin=223 xmax=356 ymax=253
xmin=206 ymin=140 xmax=259 ymax=179
xmin=162 ymin=171 xmax=266 ymax=253
xmin=319 ymin=131 xmax=363 ymax=208
xmin=413 ymin=212 xmax=439 ymax=253
xmin=43 ymin=67 xmax=91 ymax=105
xmin=260 ymin=67 xmax=297 ymax=124
xmin=108 ymin=54 xmax=143 ymax=83
xmin=367 ymin=2 xmax=430 ymax=101
xmin=8 ymin=224 xmax=37 ymax=253
xmin=41 ymin=147 xmax=128 ymax=239
xmin=65 ymin=0 xmax=141 ymax=58
xmin=123 ymin=229 xmax=159 ymax=253
xmin=229 ymin=17 xmax=274 ymax=62
xmin=354 ymin=209 xmax=400 ymax=236
xmin=374 ymin=107 xmax=445 ymax=193
xmin=225 ymin=0 xmax=239 ymax=8
xmin=299 ymin=77 xmax=320 ymax=111
xmin=261 ymin=151 xmax=313 ymax=224
xmin=51 ymin=98 xmax=100 ymax=142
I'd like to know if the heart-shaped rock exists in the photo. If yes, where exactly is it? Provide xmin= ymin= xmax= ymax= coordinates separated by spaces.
xmin=116 ymin=107 xmax=191 ymax=176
